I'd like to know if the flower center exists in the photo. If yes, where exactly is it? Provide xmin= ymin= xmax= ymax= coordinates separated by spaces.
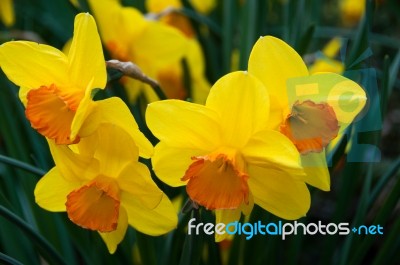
xmin=181 ymin=149 xmax=249 ymax=210
xmin=280 ymin=100 xmax=340 ymax=154
xmin=25 ymin=84 xmax=82 ymax=145
xmin=66 ymin=175 xmax=120 ymax=232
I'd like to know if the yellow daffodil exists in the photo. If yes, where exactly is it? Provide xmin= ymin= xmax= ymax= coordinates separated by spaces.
xmin=309 ymin=38 xmax=344 ymax=74
xmin=0 ymin=0 xmax=14 ymax=27
xmin=87 ymin=0 xmax=188 ymax=103
xmin=340 ymin=0 xmax=365 ymax=26
xmin=0 ymin=13 xmax=152 ymax=157
xmin=146 ymin=71 xmax=310 ymax=241
xmin=146 ymin=0 xmax=211 ymax=103
xmin=147 ymin=0 xmax=216 ymax=15
xmin=35 ymin=124 xmax=177 ymax=253
xmin=248 ymin=36 xmax=367 ymax=191
xmin=189 ymin=0 xmax=216 ymax=14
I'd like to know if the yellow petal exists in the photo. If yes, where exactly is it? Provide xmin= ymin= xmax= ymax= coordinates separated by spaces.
xmin=192 ymin=76 xmax=211 ymax=105
xmin=152 ymin=142 xmax=207 ymax=187
xmin=206 ymin=71 xmax=270 ymax=148
xmin=187 ymin=39 xmax=211 ymax=104
xmin=0 ymin=0 xmax=15 ymax=26
xmin=18 ymin=86 xmax=30 ymax=106
xmin=215 ymin=208 xmax=241 ymax=242
xmin=118 ymin=162 xmax=163 ymax=209
xmin=240 ymin=193 xmax=254 ymax=216
xmin=286 ymin=73 xmax=367 ymax=134
xmin=99 ymin=207 xmax=128 ymax=254
xmin=146 ymin=0 xmax=182 ymax=12
xmin=122 ymin=194 xmax=177 ymax=236
xmin=241 ymin=129 xmax=303 ymax=173
xmin=69 ymin=0 xmax=80 ymax=8
xmin=48 ymin=139 xmax=99 ymax=182
xmin=322 ymin=38 xmax=342 ymax=58
xmin=301 ymin=151 xmax=330 ymax=191
xmin=34 ymin=167 xmax=81 ymax=212
xmin=248 ymin=36 xmax=309 ymax=120
xmin=77 ymin=123 xmax=139 ymax=177
xmin=186 ymin=39 xmax=207 ymax=79
xmin=134 ymin=21 xmax=188 ymax=70
xmin=189 ymin=0 xmax=216 ymax=14
xmin=88 ymin=0 xmax=147 ymax=47
xmin=70 ymin=81 xmax=95 ymax=141
xmin=309 ymin=59 xmax=344 ymax=75
xmin=340 ymin=0 xmax=365 ymax=26
xmin=67 ymin=13 xmax=106 ymax=91
xmin=146 ymin=99 xmax=221 ymax=150
xmin=248 ymin=165 xmax=310 ymax=220
xmin=80 ymin=97 xmax=153 ymax=158
xmin=0 ymin=41 xmax=69 ymax=94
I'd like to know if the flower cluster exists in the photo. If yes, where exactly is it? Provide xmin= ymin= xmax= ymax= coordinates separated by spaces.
xmin=0 ymin=13 xmax=177 ymax=253
xmin=0 ymin=10 xmax=367 ymax=252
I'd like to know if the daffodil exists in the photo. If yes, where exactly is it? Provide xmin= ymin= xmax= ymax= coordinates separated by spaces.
xmin=87 ymin=0 xmax=188 ymax=103
xmin=0 ymin=13 xmax=152 ymax=157
xmin=35 ymin=124 xmax=177 ymax=253
xmin=248 ymin=36 xmax=367 ymax=191
xmin=147 ymin=0 xmax=216 ymax=15
xmin=146 ymin=71 xmax=310 ymax=241
xmin=309 ymin=38 xmax=344 ymax=74
xmin=340 ymin=0 xmax=366 ymax=26
xmin=0 ymin=0 xmax=14 ymax=27
xmin=146 ymin=0 xmax=211 ymax=103
xmin=189 ymin=0 xmax=216 ymax=14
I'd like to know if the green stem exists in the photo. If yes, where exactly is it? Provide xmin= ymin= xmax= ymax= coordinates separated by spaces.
xmin=0 ymin=154 xmax=45 ymax=176
xmin=0 ymin=252 xmax=24 ymax=265
xmin=222 ymin=0 xmax=235 ymax=74
xmin=371 ymin=218 xmax=400 ymax=265
xmin=152 ymin=84 xmax=168 ymax=101
xmin=0 ymin=206 xmax=66 ymax=265
xmin=136 ymin=231 xmax=157 ymax=265
xmin=368 ymin=157 xmax=400 ymax=207
xmin=349 ymin=174 xmax=400 ymax=265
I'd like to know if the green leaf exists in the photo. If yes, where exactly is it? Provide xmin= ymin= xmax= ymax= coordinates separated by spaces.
xmin=0 ymin=206 xmax=67 ymax=265
xmin=0 ymin=252 xmax=24 ymax=265
xmin=179 ymin=209 xmax=203 ymax=265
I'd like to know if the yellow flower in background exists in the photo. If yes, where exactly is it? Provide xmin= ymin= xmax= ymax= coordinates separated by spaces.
xmin=146 ymin=71 xmax=310 ymax=241
xmin=189 ymin=0 xmax=216 ymax=14
xmin=35 ymin=124 xmax=177 ymax=254
xmin=146 ymin=0 xmax=211 ymax=103
xmin=0 ymin=0 xmax=14 ymax=27
xmin=0 ymin=13 xmax=152 ymax=157
xmin=147 ymin=0 xmax=216 ymax=15
xmin=248 ymin=36 xmax=367 ymax=191
xmin=87 ymin=0 xmax=188 ymax=103
xmin=309 ymin=38 xmax=344 ymax=74
xmin=340 ymin=0 xmax=365 ymax=26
